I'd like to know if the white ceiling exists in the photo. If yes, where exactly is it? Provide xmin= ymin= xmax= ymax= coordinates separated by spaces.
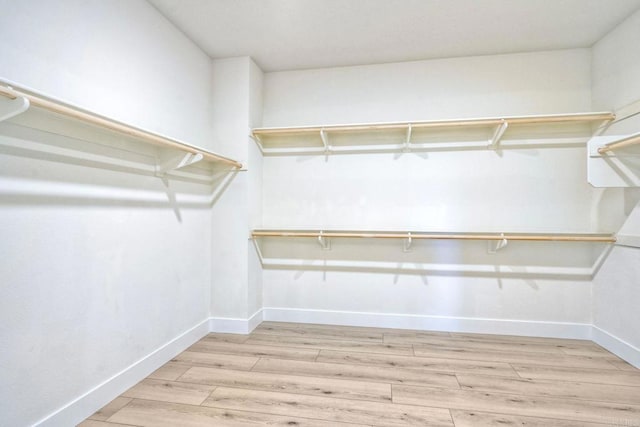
xmin=149 ymin=0 xmax=640 ymax=72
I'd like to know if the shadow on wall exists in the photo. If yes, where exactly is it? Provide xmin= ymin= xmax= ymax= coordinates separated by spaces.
xmin=253 ymin=236 xmax=614 ymax=282
xmin=0 ymin=111 xmax=239 ymax=220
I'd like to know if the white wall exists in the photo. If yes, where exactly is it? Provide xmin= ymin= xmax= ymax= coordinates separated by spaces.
xmin=591 ymin=9 xmax=640 ymax=366
xmin=0 ymin=1 xmax=216 ymax=425
xmin=260 ymin=49 xmax=602 ymax=332
xmin=210 ymin=57 xmax=264 ymax=321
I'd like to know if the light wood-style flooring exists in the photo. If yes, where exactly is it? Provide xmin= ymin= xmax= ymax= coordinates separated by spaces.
xmin=80 ymin=321 xmax=640 ymax=426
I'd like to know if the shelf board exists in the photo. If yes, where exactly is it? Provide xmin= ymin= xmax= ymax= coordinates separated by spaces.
xmin=0 ymin=83 xmax=242 ymax=170
xmin=252 ymin=229 xmax=616 ymax=243
xmin=252 ymin=112 xmax=615 ymax=155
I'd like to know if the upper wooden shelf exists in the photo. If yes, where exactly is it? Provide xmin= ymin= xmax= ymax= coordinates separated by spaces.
xmin=252 ymin=112 xmax=615 ymax=155
xmin=0 ymin=83 xmax=242 ymax=171
xmin=252 ymin=229 xmax=616 ymax=243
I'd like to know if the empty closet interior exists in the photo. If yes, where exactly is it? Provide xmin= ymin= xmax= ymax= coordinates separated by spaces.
xmin=1 ymin=1 xmax=639 ymax=425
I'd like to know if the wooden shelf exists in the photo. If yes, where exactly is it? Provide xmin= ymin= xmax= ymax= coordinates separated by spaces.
xmin=0 ymin=83 xmax=242 ymax=172
xmin=252 ymin=112 xmax=615 ymax=155
xmin=588 ymin=132 xmax=640 ymax=188
xmin=252 ymin=229 xmax=616 ymax=243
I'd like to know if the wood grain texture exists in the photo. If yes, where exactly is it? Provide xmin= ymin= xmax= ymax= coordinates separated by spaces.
xmin=245 ymin=333 xmax=413 ymax=355
xmin=317 ymin=349 xmax=520 ymax=377
xmin=108 ymin=398 xmax=363 ymax=426
xmin=78 ymin=420 xmax=138 ymax=427
xmin=147 ymin=361 xmax=192 ymax=381
xmin=120 ymin=378 xmax=216 ymax=405
xmin=513 ymin=364 xmax=640 ymax=387
xmin=255 ymin=322 xmax=384 ymax=343
xmin=450 ymin=410 xmax=613 ymax=427
xmin=172 ymin=350 xmax=259 ymax=370
xmin=80 ymin=321 xmax=638 ymax=426
xmin=412 ymin=344 xmax=618 ymax=369
xmin=189 ymin=340 xmax=319 ymax=361
xmin=253 ymin=357 xmax=460 ymax=388
xmin=386 ymin=334 xmax=570 ymax=354
xmin=203 ymin=387 xmax=453 ymax=426
xmin=456 ymin=373 xmax=640 ymax=405
xmin=393 ymin=384 xmax=640 ymax=424
xmin=178 ymin=365 xmax=392 ymax=402
xmin=88 ymin=397 xmax=133 ymax=421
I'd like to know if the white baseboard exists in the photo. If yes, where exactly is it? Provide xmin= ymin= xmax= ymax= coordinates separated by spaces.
xmin=262 ymin=307 xmax=592 ymax=340
xmin=35 ymin=318 xmax=210 ymax=427
xmin=592 ymin=326 xmax=640 ymax=368
xmin=209 ymin=309 xmax=263 ymax=334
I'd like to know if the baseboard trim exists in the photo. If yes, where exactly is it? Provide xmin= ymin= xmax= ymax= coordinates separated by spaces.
xmin=592 ymin=326 xmax=640 ymax=368
xmin=262 ymin=307 xmax=592 ymax=339
xmin=35 ymin=318 xmax=210 ymax=427
xmin=209 ymin=309 xmax=263 ymax=334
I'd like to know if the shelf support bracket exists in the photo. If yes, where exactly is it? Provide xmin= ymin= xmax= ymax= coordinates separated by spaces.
xmin=156 ymin=150 xmax=204 ymax=176
xmin=403 ymin=232 xmax=413 ymax=252
xmin=0 ymin=94 xmax=30 ymax=123
xmin=320 ymin=129 xmax=331 ymax=161
xmin=317 ymin=231 xmax=331 ymax=250
xmin=403 ymin=124 xmax=413 ymax=152
xmin=249 ymin=132 xmax=265 ymax=154
xmin=489 ymin=120 xmax=509 ymax=150
xmin=488 ymin=233 xmax=508 ymax=254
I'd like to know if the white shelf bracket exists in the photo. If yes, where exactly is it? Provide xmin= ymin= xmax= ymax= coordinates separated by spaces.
xmin=403 ymin=232 xmax=413 ymax=252
xmin=249 ymin=132 xmax=265 ymax=154
xmin=489 ymin=120 xmax=509 ymax=150
xmin=488 ymin=233 xmax=509 ymax=254
xmin=320 ymin=129 xmax=331 ymax=161
xmin=156 ymin=150 xmax=204 ymax=176
xmin=0 ymin=93 xmax=30 ymax=123
xmin=317 ymin=231 xmax=331 ymax=250
xmin=403 ymin=124 xmax=413 ymax=152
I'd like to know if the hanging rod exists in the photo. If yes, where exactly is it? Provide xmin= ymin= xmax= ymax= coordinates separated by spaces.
xmin=252 ymin=112 xmax=615 ymax=136
xmin=0 ymin=84 xmax=242 ymax=169
xmin=597 ymin=132 xmax=640 ymax=154
xmin=251 ymin=230 xmax=616 ymax=243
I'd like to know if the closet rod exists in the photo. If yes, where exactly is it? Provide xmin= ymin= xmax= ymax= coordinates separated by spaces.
xmin=597 ymin=133 xmax=640 ymax=154
xmin=252 ymin=230 xmax=616 ymax=243
xmin=0 ymin=85 xmax=243 ymax=169
xmin=252 ymin=112 xmax=615 ymax=136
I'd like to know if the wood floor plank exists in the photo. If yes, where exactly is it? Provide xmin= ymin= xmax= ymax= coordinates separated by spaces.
xmin=456 ymin=373 xmax=640 ymax=405
xmin=257 ymin=322 xmax=449 ymax=338
xmin=317 ymin=349 xmax=519 ymax=377
xmin=253 ymin=357 xmax=460 ymax=388
xmin=81 ymin=322 xmax=640 ymax=427
xmin=108 ymin=398 xmax=364 ymax=427
xmin=608 ymin=359 xmax=640 ymax=372
xmin=412 ymin=344 xmax=618 ymax=369
xmin=513 ymin=364 xmax=640 ymax=387
xmin=188 ymin=340 xmax=319 ymax=361
xmin=148 ymin=362 xmax=192 ymax=381
xmin=178 ymin=365 xmax=392 ymax=402
xmin=203 ymin=387 xmax=454 ymax=426
xmin=450 ymin=332 xmax=599 ymax=347
xmin=89 ymin=397 xmax=133 ymax=421
xmin=254 ymin=322 xmax=384 ymax=343
xmin=202 ymin=333 xmax=250 ymax=344
xmin=450 ymin=409 xmax=612 ymax=427
xmin=392 ymin=384 xmax=640 ymax=425
xmin=560 ymin=346 xmax=621 ymax=358
xmin=245 ymin=333 xmax=413 ymax=356
xmin=172 ymin=350 xmax=258 ymax=370
xmin=78 ymin=420 xmax=139 ymax=427
xmin=121 ymin=379 xmax=216 ymax=405
xmin=385 ymin=334 xmax=568 ymax=354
